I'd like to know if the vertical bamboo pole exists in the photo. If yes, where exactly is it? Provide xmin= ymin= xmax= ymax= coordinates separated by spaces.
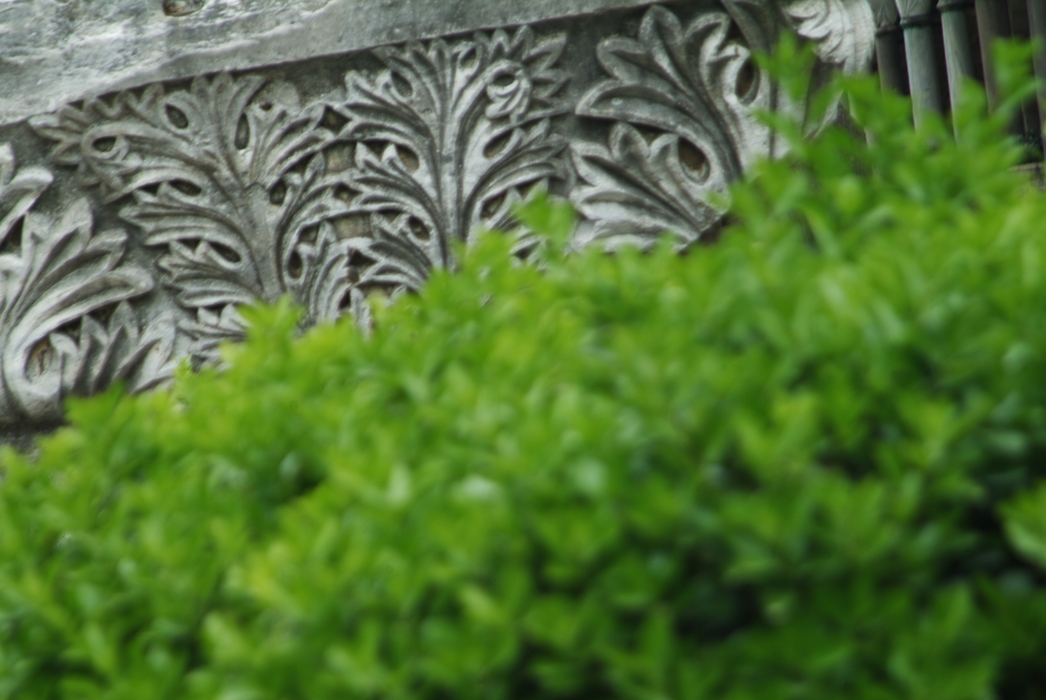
xmin=1029 ymin=0 xmax=1046 ymax=96
xmin=975 ymin=0 xmax=1012 ymax=111
xmin=870 ymin=0 xmax=911 ymax=94
xmin=1029 ymin=0 xmax=1046 ymax=127
xmin=896 ymin=0 xmax=947 ymax=124
xmin=1027 ymin=0 xmax=1046 ymax=166
xmin=938 ymin=0 xmax=978 ymax=116
xmin=1008 ymin=0 xmax=1042 ymax=146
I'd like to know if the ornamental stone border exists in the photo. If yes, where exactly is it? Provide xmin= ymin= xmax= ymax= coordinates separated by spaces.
xmin=0 ymin=0 xmax=874 ymax=434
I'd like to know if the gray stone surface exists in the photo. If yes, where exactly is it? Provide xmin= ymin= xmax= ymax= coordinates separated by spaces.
xmin=0 ymin=0 xmax=875 ymax=433
xmin=1 ymin=0 xmax=660 ymax=126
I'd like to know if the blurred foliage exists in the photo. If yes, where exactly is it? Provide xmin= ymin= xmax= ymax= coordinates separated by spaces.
xmin=5 ymin=40 xmax=1046 ymax=699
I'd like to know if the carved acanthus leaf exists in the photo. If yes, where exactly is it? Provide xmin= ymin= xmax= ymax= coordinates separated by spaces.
xmin=335 ymin=26 xmax=569 ymax=294
xmin=571 ymin=124 xmax=727 ymax=250
xmin=0 ymin=145 xmax=171 ymax=424
xmin=782 ymin=0 xmax=876 ymax=72
xmin=571 ymin=5 xmax=773 ymax=247
xmin=571 ymin=2 xmax=871 ymax=249
xmin=31 ymin=74 xmax=354 ymax=355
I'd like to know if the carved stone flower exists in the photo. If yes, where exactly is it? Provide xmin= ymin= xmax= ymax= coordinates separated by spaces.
xmin=485 ymin=62 xmax=533 ymax=121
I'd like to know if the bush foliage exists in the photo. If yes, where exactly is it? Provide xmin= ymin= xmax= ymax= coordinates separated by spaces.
xmin=5 ymin=44 xmax=1046 ymax=699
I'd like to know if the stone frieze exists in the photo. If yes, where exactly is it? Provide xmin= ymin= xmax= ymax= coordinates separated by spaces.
xmin=0 ymin=0 xmax=874 ymax=431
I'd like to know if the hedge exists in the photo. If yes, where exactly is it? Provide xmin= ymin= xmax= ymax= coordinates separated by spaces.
xmin=3 ymin=43 xmax=1046 ymax=699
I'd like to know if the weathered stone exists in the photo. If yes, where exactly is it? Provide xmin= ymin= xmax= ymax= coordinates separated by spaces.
xmin=0 ymin=0 xmax=875 ymax=432
xmin=1 ymin=0 xmax=667 ymax=127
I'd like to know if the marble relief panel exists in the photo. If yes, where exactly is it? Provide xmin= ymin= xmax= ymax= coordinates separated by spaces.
xmin=0 ymin=0 xmax=874 ymax=431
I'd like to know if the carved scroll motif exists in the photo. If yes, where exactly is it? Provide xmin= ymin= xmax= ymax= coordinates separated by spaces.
xmin=7 ymin=0 xmax=872 ymax=429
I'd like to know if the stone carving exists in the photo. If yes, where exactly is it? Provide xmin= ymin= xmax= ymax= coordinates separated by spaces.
xmin=0 ymin=0 xmax=873 ymax=432
xmin=785 ymin=0 xmax=878 ymax=71
xmin=571 ymin=0 xmax=873 ymax=249
xmin=0 ymin=145 xmax=172 ymax=425
xmin=30 ymin=75 xmax=353 ymax=357
xmin=334 ymin=27 xmax=570 ymax=294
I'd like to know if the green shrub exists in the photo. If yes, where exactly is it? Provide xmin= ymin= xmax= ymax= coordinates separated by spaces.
xmin=6 ymin=45 xmax=1046 ymax=699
